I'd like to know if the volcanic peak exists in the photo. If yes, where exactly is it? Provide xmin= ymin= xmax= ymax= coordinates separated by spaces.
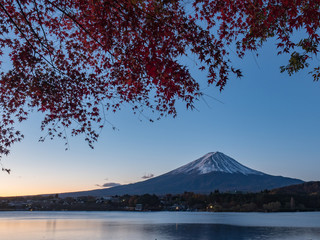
xmin=169 ymin=151 xmax=264 ymax=175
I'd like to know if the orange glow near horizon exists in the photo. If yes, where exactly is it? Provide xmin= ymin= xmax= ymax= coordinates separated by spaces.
xmin=0 ymin=185 xmax=101 ymax=197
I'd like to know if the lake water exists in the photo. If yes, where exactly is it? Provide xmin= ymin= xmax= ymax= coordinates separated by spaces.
xmin=0 ymin=211 xmax=320 ymax=240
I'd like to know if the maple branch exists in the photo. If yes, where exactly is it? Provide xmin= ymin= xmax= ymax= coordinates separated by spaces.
xmin=63 ymin=126 xmax=70 ymax=150
xmin=110 ymin=0 xmax=128 ymax=17
xmin=39 ymin=119 xmax=61 ymax=142
xmin=0 ymin=2 xmax=63 ymax=75
xmin=100 ymin=102 xmax=117 ymax=131
xmin=45 ymin=0 xmax=115 ymax=58
xmin=16 ymin=0 xmax=54 ymax=58
xmin=32 ymin=0 xmax=54 ymax=64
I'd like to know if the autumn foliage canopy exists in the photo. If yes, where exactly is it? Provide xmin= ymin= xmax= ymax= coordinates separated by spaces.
xmin=0 ymin=0 xmax=319 ymax=165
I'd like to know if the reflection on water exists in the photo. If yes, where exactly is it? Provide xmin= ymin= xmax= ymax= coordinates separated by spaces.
xmin=0 ymin=211 xmax=320 ymax=240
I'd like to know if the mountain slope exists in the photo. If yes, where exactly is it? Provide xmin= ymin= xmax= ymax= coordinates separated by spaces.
xmin=270 ymin=181 xmax=320 ymax=195
xmin=60 ymin=152 xmax=304 ymax=197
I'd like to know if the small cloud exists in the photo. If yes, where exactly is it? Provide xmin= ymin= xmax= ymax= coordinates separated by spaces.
xmin=141 ymin=173 xmax=154 ymax=179
xmin=96 ymin=182 xmax=121 ymax=188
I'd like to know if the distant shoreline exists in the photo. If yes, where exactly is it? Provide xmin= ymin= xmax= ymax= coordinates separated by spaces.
xmin=1 ymin=190 xmax=320 ymax=213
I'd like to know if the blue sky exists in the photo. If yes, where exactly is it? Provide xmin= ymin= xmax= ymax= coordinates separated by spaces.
xmin=1 ymin=38 xmax=319 ymax=196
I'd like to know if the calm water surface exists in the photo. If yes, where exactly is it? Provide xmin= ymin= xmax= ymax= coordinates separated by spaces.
xmin=0 ymin=211 xmax=320 ymax=240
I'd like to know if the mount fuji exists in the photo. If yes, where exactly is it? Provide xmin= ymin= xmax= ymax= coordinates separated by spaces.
xmin=169 ymin=152 xmax=264 ymax=175
xmin=60 ymin=152 xmax=303 ymax=197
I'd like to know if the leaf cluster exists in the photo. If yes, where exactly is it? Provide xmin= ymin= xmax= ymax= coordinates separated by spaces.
xmin=0 ymin=0 xmax=319 ymax=166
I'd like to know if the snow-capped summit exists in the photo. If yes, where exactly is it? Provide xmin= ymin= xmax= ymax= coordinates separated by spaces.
xmin=170 ymin=152 xmax=264 ymax=175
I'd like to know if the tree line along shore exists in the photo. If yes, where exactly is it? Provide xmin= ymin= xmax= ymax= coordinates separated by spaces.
xmin=1 ymin=190 xmax=319 ymax=212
